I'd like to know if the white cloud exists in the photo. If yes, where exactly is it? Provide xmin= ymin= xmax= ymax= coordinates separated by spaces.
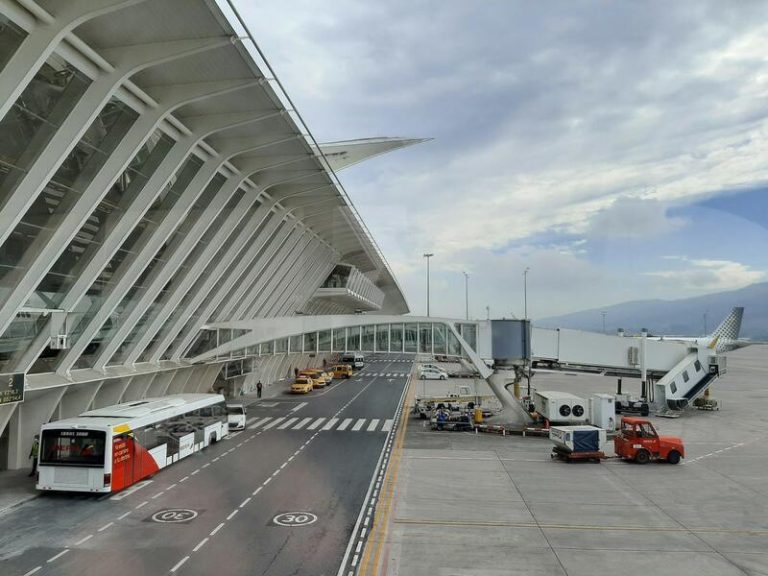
xmin=645 ymin=258 xmax=766 ymax=292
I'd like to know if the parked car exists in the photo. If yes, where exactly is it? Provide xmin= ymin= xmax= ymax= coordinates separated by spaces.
xmin=291 ymin=377 xmax=314 ymax=394
xmin=419 ymin=366 xmax=448 ymax=380
xmin=300 ymin=369 xmax=327 ymax=388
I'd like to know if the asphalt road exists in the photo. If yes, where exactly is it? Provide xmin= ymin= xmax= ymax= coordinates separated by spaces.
xmin=0 ymin=356 xmax=412 ymax=576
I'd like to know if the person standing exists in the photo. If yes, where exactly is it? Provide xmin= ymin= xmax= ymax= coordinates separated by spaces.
xmin=28 ymin=435 xmax=39 ymax=477
xmin=256 ymin=380 xmax=263 ymax=399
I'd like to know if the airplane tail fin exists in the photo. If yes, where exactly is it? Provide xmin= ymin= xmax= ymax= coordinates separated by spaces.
xmin=711 ymin=307 xmax=744 ymax=341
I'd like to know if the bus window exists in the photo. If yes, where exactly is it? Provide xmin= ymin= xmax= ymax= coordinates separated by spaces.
xmin=40 ymin=429 xmax=106 ymax=467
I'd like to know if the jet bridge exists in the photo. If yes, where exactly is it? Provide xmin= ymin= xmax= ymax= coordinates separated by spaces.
xmin=474 ymin=321 xmax=725 ymax=422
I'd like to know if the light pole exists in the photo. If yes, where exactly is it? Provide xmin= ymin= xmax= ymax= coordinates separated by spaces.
xmin=423 ymin=253 xmax=434 ymax=317
xmin=463 ymin=271 xmax=469 ymax=320
xmin=485 ymin=305 xmax=490 ymax=321
xmin=601 ymin=311 xmax=607 ymax=334
xmin=523 ymin=267 xmax=530 ymax=319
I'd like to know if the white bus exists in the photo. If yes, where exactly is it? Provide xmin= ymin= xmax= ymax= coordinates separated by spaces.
xmin=37 ymin=394 xmax=229 ymax=493
xmin=341 ymin=352 xmax=365 ymax=369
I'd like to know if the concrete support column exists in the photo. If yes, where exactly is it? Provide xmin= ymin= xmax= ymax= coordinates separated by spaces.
xmin=7 ymin=388 xmax=66 ymax=469
xmin=146 ymin=371 xmax=175 ymax=398
xmin=93 ymin=377 xmax=132 ymax=407
xmin=486 ymin=369 xmax=532 ymax=427
xmin=166 ymin=368 xmax=194 ymax=395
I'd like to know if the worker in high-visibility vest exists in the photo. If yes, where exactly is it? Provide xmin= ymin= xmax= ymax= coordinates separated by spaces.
xmin=28 ymin=435 xmax=39 ymax=477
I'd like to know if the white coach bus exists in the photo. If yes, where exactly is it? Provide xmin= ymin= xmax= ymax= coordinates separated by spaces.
xmin=36 ymin=394 xmax=229 ymax=493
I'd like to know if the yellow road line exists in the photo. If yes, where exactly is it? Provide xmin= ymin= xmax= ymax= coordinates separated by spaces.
xmin=358 ymin=376 xmax=414 ymax=575
xmin=393 ymin=517 xmax=768 ymax=536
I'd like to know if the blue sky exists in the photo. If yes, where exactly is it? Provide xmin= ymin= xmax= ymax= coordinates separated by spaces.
xmin=233 ymin=0 xmax=768 ymax=318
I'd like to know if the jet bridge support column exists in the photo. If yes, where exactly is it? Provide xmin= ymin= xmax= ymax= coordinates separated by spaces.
xmin=487 ymin=319 xmax=535 ymax=427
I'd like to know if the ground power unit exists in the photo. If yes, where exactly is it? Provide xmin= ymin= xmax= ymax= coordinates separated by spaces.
xmin=534 ymin=391 xmax=589 ymax=424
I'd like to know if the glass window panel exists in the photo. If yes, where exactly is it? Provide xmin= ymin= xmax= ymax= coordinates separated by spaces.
xmin=348 ymin=326 xmax=361 ymax=351
xmin=303 ymin=331 xmax=317 ymax=353
xmin=419 ymin=324 xmax=432 ymax=354
xmin=376 ymin=324 xmax=389 ymax=353
xmin=289 ymin=334 xmax=302 ymax=353
xmin=318 ymin=330 xmax=331 ymax=351
xmin=433 ymin=324 xmax=447 ymax=355
xmin=461 ymin=323 xmax=478 ymax=351
xmin=0 ymin=15 xmax=26 ymax=73
xmin=321 ymin=264 xmax=351 ymax=288
xmin=390 ymin=324 xmax=403 ymax=353
xmin=332 ymin=327 xmax=345 ymax=352
xmin=262 ymin=340 xmax=273 ymax=355
xmin=404 ymin=323 xmax=418 ymax=353
xmin=275 ymin=337 xmax=288 ymax=354
xmin=447 ymin=330 xmax=462 ymax=356
xmin=361 ymin=325 xmax=374 ymax=351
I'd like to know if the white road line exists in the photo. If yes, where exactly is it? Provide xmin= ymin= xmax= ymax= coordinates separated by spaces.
xmin=74 ymin=534 xmax=93 ymax=545
xmin=367 ymin=419 xmax=380 ymax=432
xmin=193 ymin=537 xmax=209 ymax=552
xmin=322 ymin=417 xmax=339 ymax=430
xmin=117 ymin=511 xmax=131 ymax=520
xmin=191 ymin=469 xmax=200 ymax=475
xmin=167 ymin=483 xmax=177 ymax=490
xmin=386 ymin=373 xmax=392 ymax=377
xmin=337 ymin=418 xmax=354 ymax=431
xmin=135 ymin=500 xmax=148 ymax=509
xmin=179 ymin=475 xmax=190 ymax=482
xmin=151 ymin=491 xmax=165 ymax=499
xmin=308 ymin=417 xmax=326 ymax=430
xmin=22 ymin=566 xmax=41 ymax=576
xmin=262 ymin=417 xmax=286 ymax=430
xmin=293 ymin=417 xmax=313 ymax=430
xmin=252 ymin=486 xmax=263 ymax=496
xmin=47 ymin=549 xmax=70 ymax=563
xmin=212 ymin=457 xmax=220 ymax=462
xmin=278 ymin=417 xmax=299 ymax=430
xmin=210 ymin=522 xmax=225 ymax=536
xmin=352 ymin=419 xmax=366 ymax=432
xmin=245 ymin=416 xmax=258 ymax=426
xmin=202 ymin=463 xmax=210 ymax=468
xmin=264 ymin=477 xmax=272 ymax=485
xmin=226 ymin=510 xmax=239 ymax=520
xmin=97 ymin=522 xmax=114 ymax=532
xmin=381 ymin=419 xmax=394 ymax=432
xmin=248 ymin=416 xmax=273 ymax=429
xmin=240 ymin=497 xmax=251 ymax=508
xmin=109 ymin=479 xmax=152 ymax=500
xmin=291 ymin=402 xmax=308 ymax=412
xmin=170 ymin=556 xmax=190 ymax=572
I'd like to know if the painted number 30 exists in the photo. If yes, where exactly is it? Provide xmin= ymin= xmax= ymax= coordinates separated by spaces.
xmin=273 ymin=512 xmax=317 ymax=527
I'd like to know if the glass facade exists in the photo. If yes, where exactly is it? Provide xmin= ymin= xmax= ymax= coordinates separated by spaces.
xmin=332 ymin=327 xmax=345 ymax=352
xmin=375 ymin=324 xmax=389 ymax=352
xmin=390 ymin=324 xmax=403 ymax=353
xmin=361 ymin=325 xmax=374 ymax=351
xmin=404 ymin=323 xmax=418 ymax=353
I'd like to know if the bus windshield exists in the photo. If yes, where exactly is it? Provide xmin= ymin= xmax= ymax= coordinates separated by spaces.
xmin=40 ymin=429 xmax=106 ymax=467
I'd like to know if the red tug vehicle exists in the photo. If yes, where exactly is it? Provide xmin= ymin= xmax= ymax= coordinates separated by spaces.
xmin=613 ymin=416 xmax=685 ymax=464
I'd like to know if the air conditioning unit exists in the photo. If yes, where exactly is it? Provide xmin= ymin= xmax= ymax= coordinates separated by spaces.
xmin=533 ymin=391 xmax=589 ymax=424
xmin=50 ymin=334 xmax=69 ymax=350
xmin=627 ymin=346 xmax=639 ymax=366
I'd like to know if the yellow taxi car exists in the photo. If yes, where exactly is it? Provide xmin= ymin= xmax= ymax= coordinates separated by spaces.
xmin=300 ymin=369 xmax=327 ymax=389
xmin=322 ymin=370 xmax=334 ymax=382
xmin=333 ymin=364 xmax=353 ymax=379
xmin=291 ymin=377 xmax=314 ymax=394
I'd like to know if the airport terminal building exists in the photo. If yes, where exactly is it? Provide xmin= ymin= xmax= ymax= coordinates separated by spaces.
xmin=0 ymin=0 xmax=416 ymax=470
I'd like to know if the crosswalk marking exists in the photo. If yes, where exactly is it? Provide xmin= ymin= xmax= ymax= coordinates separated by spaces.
xmin=307 ymin=417 xmax=326 ymax=430
xmin=290 ymin=402 xmax=308 ymax=413
xmin=262 ymin=417 xmax=285 ymax=430
xmin=322 ymin=418 xmax=339 ymax=431
xmin=337 ymin=418 xmax=354 ymax=431
xmin=367 ymin=419 xmax=380 ymax=432
xmin=382 ymin=419 xmax=394 ymax=431
xmin=386 ymin=373 xmax=391 ymax=377
xmin=352 ymin=418 xmax=366 ymax=431
xmin=293 ymin=417 xmax=313 ymax=430
xmin=248 ymin=417 xmax=272 ymax=429
xmin=245 ymin=416 xmax=258 ymax=426
xmin=278 ymin=417 xmax=299 ymax=430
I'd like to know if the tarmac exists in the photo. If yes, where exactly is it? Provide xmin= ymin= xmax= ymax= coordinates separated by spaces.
xmin=371 ymin=345 xmax=768 ymax=576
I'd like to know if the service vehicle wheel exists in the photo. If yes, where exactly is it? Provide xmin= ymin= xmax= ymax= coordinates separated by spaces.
xmin=635 ymin=450 xmax=650 ymax=465
xmin=420 ymin=375 xmax=426 ymax=380
xmin=439 ymin=375 xmax=447 ymax=380
xmin=667 ymin=450 xmax=681 ymax=465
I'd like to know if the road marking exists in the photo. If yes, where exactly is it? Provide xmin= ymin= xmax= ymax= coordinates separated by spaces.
xmin=109 ymin=479 xmax=152 ymax=500
xmin=74 ymin=534 xmax=93 ymax=545
xmin=337 ymin=418 xmax=354 ymax=431
xmin=248 ymin=416 xmax=273 ymax=429
xmin=386 ymin=373 xmax=392 ymax=377
xmin=263 ymin=417 xmax=286 ymax=430
xmin=322 ymin=418 xmax=339 ymax=430
xmin=117 ymin=511 xmax=132 ymax=520
xmin=280 ymin=462 xmax=287 ymax=470
xmin=152 ymin=491 xmax=165 ymax=499
xmin=278 ymin=417 xmax=299 ymax=429
xmin=245 ymin=416 xmax=258 ymax=426
xmin=367 ymin=419 xmax=380 ymax=432
xmin=47 ymin=549 xmax=70 ymax=563
xmin=202 ymin=463 xmax=210 ymax=468
xmin=170 ymin=556 xmax=189 ymax=572
xmin=166 ymin=483 xmax=177 ymax=490
xmin=135 ymin=500 xmax=148 ymax=509
xmin=253 ymin=487 xmax=263 ymax=496
xmin=193 ymin=537 xmax=209 ymax=552
xmin=97 ymin=522 xmax=114 ymax=532
xmin=191 ymin=469 xmax=200 ymax=475
xmin=291 ymin=402 xmax=308 ymax=412
xmin=382 ymin=419 xmax=394 ymax=431
xmin=264 ymin=477 xmax=272 ymax=485
xmin=212 ymin=456 xmax=220 ymax=462
xmin=226 ymin=510 xmax=239 ymax=520
xmin=210 ymin=522 xmax=225 ymax=536
xmin=22 ymin=567 xmax=41 ymax=576
xmin=352 ymin=419 xmax=366 ymax=432
xmin=293 ymin=417 xmax=313 ymax=430
xmin=308 ymin=417 xmax=326 ymax=430
xmin=240 ymin=497 xmax=252 ymax=508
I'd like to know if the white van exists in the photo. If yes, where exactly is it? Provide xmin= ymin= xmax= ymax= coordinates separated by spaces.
xmin=342 ymin=352 xmax=365 ymax=369
xmin=419 ymin=366 xmax=448 ymax=380
xmin=226 ymin=403 xmax=247 ymax=430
